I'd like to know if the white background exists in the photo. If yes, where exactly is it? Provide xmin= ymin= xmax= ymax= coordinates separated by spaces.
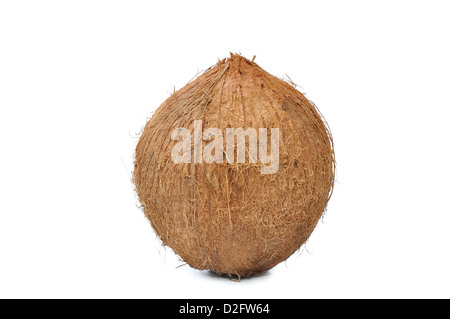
xmin=1 ymin=1 xmax=449 ymax=299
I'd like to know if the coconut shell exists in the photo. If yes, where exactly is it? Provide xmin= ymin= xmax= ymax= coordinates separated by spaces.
xmin=133 ymin=54 xmax=335 ymax=277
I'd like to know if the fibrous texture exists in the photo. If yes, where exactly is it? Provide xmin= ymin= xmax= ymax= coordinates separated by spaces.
xmin=134 ymin=54 xmax=335 ymax=277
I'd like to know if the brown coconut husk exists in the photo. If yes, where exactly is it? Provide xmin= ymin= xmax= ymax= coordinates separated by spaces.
xmin=133 ymin=54 xmax=335 ymax=277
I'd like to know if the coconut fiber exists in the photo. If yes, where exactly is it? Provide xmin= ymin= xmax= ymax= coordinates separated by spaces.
xmin=133 ymin=54 xmax=335 ymax=277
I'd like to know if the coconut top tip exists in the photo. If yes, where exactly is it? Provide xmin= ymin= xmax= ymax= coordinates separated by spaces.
xmin=218 ymin=52 xmax=257 ymax=66
xmin=210 ymin=53 xmax=261 ymax=77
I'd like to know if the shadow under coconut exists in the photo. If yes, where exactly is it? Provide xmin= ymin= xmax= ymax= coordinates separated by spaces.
xmin=204 ymin=270 xmax=272 ymax=282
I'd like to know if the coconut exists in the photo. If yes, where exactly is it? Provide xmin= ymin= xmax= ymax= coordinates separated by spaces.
xmin=133 ymin=53 xmax=335 ymax=277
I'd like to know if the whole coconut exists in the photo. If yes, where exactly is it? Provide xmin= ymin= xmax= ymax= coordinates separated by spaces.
xmin=134 ymin=54 xmax=335 ymax=277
